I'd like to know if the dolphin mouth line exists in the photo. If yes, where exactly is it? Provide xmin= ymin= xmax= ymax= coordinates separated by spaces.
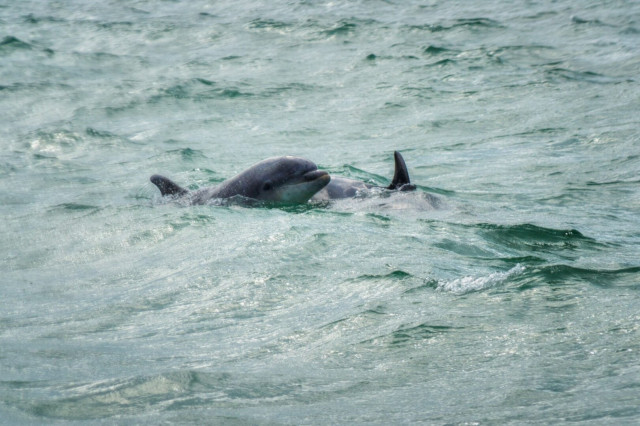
xmin=303 ymin=170 xmax=330 ymax=182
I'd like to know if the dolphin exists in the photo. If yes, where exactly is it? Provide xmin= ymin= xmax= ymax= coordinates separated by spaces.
xmin=151 ymin=156 xmax=330 ymax=204
xmin=311 ymin=151 xmax=416 ymax=201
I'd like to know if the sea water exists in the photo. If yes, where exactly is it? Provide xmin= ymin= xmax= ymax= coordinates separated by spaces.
xmin=1 ymin=0 xmax=639 ymax=423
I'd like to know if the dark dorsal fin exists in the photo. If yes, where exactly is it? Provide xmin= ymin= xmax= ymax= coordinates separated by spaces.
xmin=387 ymin=151 xmax=415 ymax=191
xmin=150 ymin=174 xmax=189 ymax=197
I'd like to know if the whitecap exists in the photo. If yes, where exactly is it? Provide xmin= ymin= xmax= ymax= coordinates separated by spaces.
xmin=437 ymin=264 xmax=525 ymax=294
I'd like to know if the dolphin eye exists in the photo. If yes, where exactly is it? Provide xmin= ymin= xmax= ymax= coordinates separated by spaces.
xmin=263 ymin=181 xmax=273 ymax=191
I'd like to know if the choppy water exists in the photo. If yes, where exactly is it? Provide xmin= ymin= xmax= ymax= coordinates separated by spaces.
xmin=2 ymin=0 xmax=640 ymax=423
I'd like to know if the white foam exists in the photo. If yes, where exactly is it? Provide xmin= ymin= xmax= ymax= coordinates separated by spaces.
xmin=437 ymin=264 xmax=525 ymax=294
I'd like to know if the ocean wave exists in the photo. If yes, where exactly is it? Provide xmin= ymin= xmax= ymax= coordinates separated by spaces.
xmin=571 ymin=16 xmax=612 ymax=27
xmin=361 ymin=323 xmax=459 ymax=348
xmin=22 ymin=13 xmax=66 ymax=24
xmin=147 ymin=78 xmax=317 ymax=104
xmin=0 ymin=35 xmax=34 ymax=51
xmin=437 ymin=264 xmax=526 ymax=294
xmin=423 ymin=45 xmax=458 ymax=55
xmin=18 ymin=371 xmax=202 ymax=420
xmin=148 ymin=81 xmax=253 ymax=102
xmin=49 ymin=203 xmax=101 ymax=213
xmin=17 ymin=369 xmax=309 ymax=420
xmin=322 ymin=20 xmax=358 ymax=37
xmin=586 ymin=178 xmax=640 ymax=186
xmin=0 ymin=82 xmax=72 ymax=93
xmin=478 ymin=223 xmax=589 ymax=240
xmin=160 ymin=148 xmax=207 ymax=161
xmin=407 ymin=17 xmax=504 ymax=33
xmin=248 ymin=18 xmax=295 ymax=32
xmin=426 ymin=58 xmax=456 ymax=67
xmin=0 ymin=35 xmax=53 ymax=56
xmin=350 ymin=270 xmax=413 ymax=282
xmin=476 ymin=223 xmax=603 ymax=252
xmin=543 ymin=67 xmax=632 ymax=84
xmin=522 ymin=264 xmax=640 ymax=289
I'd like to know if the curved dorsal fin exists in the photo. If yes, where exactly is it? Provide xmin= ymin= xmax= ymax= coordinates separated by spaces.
xmin=150 ymin=174 xmax=189 ymax=197
xmin=387 ymin=151 xmax=415 ymax=190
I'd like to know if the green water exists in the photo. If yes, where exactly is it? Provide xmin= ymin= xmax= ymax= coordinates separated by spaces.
xmin=1 ymin=0 xmax=640 ymax=423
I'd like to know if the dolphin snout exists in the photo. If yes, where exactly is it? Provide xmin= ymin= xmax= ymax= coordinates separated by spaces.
xmin=303 ymin=170 xmax=330 ymax=182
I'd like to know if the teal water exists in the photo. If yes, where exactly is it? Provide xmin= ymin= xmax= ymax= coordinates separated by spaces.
xmin=2 ymin=0 xmax=640 ymax=423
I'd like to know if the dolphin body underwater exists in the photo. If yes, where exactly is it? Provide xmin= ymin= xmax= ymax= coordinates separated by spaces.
xmin=150 ymin=151 xmax=415 ymax=204
xmin=311 ymin=151 xmax=415 ymax=201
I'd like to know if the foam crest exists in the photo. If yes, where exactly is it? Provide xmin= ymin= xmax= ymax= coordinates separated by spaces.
xmin=438 ymin=264 xmax=525 ymax=294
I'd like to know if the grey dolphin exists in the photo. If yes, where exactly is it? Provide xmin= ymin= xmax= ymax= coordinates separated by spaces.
xmin=311 ymin=151 xmax=416 ymax=201
xmin=151 ymin=156 xmax=330 ymax=204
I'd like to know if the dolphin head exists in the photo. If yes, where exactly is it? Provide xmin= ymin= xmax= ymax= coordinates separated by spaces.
xmin=227 ymin=156 xmax=330 ymax=203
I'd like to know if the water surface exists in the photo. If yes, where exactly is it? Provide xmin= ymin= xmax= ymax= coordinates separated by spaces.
xmin=1 ymin=0 xmax=640 ymax=423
